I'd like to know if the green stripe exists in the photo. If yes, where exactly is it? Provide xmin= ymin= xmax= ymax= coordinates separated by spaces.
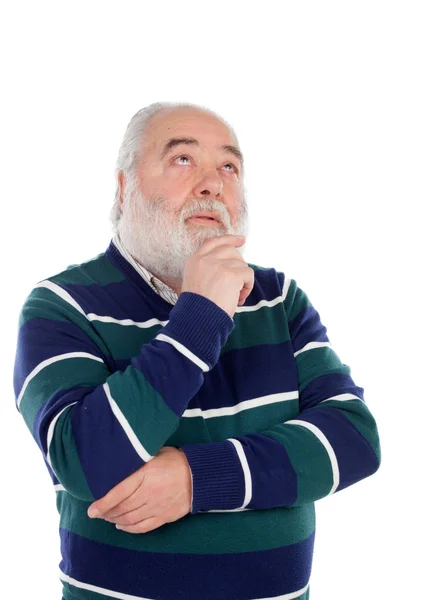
xmin=90 ymin=321 xmax=164 ymax=359
xmin=283 ymin=278 xmax=305 ymax=320
xmin=263 ymin=423 xmax=334 ymax=504
xmin=248 ymin=262 xmax=273 ymax=271
xmin=50 ymin=405 xmax=94 ymax=501
xmin=50 ymin=253 xmax=126 ymax=287
xmin=295 ymin=346 xmax=351 ymax=394
xmin=20 ymin=357 xmax=110 ymax=432
xmin=62 ymin=582 xmax=108 ymax=600
xmin=90 ymin=300 xmax=290 ymax=360
xmin=62 ymin=583 xmax=310 ymax=600
xmin=225 ymin=302 xmax=289 ymax=351
xmin=57 ymin=492 xmax=315 ymax=554
xmin=107 ymin=367 xmax=179 ymax=455
xmin=185 ymin=399 xmax=299 ymax=441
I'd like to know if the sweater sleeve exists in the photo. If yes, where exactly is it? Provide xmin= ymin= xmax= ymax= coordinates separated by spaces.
xmin=178 ymin=276 xmax=381 ymax=514
xmin=13 ymin=282 xmax=234 ymax=502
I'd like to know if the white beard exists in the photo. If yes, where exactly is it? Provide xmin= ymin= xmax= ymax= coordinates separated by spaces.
xmin=117 ymin=184 xmax=249 ymax=284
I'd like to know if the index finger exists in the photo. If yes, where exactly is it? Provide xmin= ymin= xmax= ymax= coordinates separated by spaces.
xmin=87 ymin=468 xmax=145 ymax=518
xmin=196 ymin=234 xmax=246 ymax=256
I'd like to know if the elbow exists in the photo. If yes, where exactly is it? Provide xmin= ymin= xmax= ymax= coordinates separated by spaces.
xmin=356 ymin=405 xmax=382 ymax=477
xmin=358 ymin=417 xmax=382 ymax=482
xmin=368 ymin=415 xmax=382 ymax=474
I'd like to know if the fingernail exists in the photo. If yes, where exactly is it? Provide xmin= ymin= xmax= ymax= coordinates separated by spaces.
xmin=88 ymin=508 xmax=100 ymax=518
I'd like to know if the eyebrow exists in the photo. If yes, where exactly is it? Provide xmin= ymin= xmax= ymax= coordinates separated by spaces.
xmin=159 ymin=137 xmax=244 ymax=168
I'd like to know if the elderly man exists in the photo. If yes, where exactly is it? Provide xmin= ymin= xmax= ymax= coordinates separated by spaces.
xmin=13 ymin=102 xmax=381 ymax=600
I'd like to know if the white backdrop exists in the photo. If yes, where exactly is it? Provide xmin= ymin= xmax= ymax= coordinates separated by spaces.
xmin=1 ymin=1 xmax=424 ymax=598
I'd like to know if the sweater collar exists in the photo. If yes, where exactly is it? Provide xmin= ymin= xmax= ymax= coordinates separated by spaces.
xmin=106 ymin=234 xmax=178 ymax=307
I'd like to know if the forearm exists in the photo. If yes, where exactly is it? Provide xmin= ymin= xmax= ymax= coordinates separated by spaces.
xmin=179 ymin=394 xmax=380 ymax=513
xmin=15 ymin=288 xmax=234 ymax=501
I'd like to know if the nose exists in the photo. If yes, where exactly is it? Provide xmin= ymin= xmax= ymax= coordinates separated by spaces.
xmin=192 ymin=170 xmax=224 ymax=199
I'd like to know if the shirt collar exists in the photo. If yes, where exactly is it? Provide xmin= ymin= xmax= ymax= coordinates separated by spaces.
xmin=111 ymin=233 xmax=178 ymax=305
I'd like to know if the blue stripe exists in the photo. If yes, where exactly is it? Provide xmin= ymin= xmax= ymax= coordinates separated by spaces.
xmin=33 ymin=385 xmax=97 ymax=455
xmin=32 ymin=381 xmax=145 ymax=497
xmin=238 ymin=432 xmax=298 ymax=509
xmin=127 ymin=337 xmax=206 ymax=416
xmin=13 ymin=318 xmax=108 ymax=395
xmin=246 ymin=265 xmax=282 ymax=306
xmin=70 ymin=384 xmax=145 ymax=498
xmin=276 ymin=270 xmax=285 ymax=293
xmin=61 ymin=279 xmax=169 ymax=323
xmin=116 ymin=340 xmax=298 ymax=412
xmin=204 ymin=342 xmax=298 ymax=409
xmin=288 ymin=304 xmax=329 ymax=352
xmin=296 ymin=407 xmax=380 ymax=491
xmin=299 ymin=372 xmax=365 ymax=411
xmin=59 ymin=262 xmax=282 ymax=325
xmin=59 ymin=528 xmax=314 ymax=599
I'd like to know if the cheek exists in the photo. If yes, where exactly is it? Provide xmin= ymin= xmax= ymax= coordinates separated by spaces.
xmin=155 ymin=171 xmax=189 ymax=196
xmin=228 ymin=193 xmax=243 ymax=216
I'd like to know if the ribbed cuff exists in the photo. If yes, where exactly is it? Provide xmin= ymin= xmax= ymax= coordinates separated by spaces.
xmin=178 ymin=440 xmax=245 ymax=514
xmin=161 ymin=292 xmax=235 ymax=370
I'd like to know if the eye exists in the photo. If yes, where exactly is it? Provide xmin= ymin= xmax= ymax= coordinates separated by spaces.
xmin=174 ymin=155 xmax=238 ymax=174
xmin=175 ymin=155 xmax=191 ymax=165
xmin=223 ymin=162 xmax=238 ymax=173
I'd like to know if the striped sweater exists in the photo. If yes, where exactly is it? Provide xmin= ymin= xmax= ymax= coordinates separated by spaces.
xmin=13 ymin=238 xmax=381 ymax=600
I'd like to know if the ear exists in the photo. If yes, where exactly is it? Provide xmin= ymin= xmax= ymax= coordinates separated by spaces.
xmin=118 ymin=171 xmax=126 ymax=207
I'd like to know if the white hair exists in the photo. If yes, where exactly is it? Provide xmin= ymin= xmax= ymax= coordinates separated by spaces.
xmin=109 ymin=101 xmax=242 ymax=233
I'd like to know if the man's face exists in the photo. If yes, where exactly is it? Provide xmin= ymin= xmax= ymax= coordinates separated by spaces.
xmin=117 ymin=107 xmax=249 ymax=286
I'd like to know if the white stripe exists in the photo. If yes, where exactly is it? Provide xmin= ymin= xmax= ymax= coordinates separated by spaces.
xmin=37 ymin=279 xmax=169 ymax=329
xmin=281 ymin=275 xmax=292 ymax=302
xmin=16 ymin=351 xmax=104 ymax=409
xmin=89 ymin=296 xmax=285 ymax=322
xmin=59 ymin=569 xmax=152 ymax=599
xmin=253 ymin=581 xmax=310 ymax=600
xmin=183 ymin=391 xmax=298 ymax=419
xmin=228 ymin=438 xmax=253 ymax=508
xmin=54 ymin=484 xmax=66 ymax=492
xmin=155 ymin=333 xmax=209 ymax=372
xmin=59 ymin=569 xmax=308 ymax=600
xmin=294 ymin=341 xmax=332 ymax=357
xmin=36 ymin=274 xmax=289 ymax=324
xmin=206 ymin=506 xmax=252 ymax=512
xmin=103 ymin=382 xmax=153 ymax=463
xmin=319 ymin=392 xmax=364 ymax=404
xmin=46 ymin=401 xmax=78 ymax=471
xmin=87 ymin=313 xmax=169 ymax=328
xmin=287 ymin=419 xmax=340 ymax=494
xmin=235 ymin=294 xmax=284 ymax=313
xmin=35 ymin=280 xmax=87 ymax=316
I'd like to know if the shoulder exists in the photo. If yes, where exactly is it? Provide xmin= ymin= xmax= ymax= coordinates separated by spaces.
xmin=246 ymin=261 xmax=290 ymax=306
xmin=18 ymin=250 xmax=123 ymax=323
xmin=247 ymin=261 xmax=309 ymax=318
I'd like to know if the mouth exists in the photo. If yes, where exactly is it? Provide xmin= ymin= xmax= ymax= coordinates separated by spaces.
xmin=186 ymin=213 xmax=222 ymax=225
xmin=187 ymin=217 xmax=221 ymax=226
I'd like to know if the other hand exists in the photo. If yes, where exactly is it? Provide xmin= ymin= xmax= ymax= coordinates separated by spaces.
xmin=87 ymin=446 xmax=192 ymax=534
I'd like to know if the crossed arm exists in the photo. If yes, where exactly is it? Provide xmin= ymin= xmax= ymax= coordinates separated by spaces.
xmin=88 ymin=283 xmax=381 ymax=534
xmin=15 ymin=276 xmax=381 ymax=535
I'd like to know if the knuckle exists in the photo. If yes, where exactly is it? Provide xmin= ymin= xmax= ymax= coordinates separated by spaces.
xmin=122 ymin=513 xmax=134 ymax=525
xmin=116 ymin=501 xmax=129 ymax=514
